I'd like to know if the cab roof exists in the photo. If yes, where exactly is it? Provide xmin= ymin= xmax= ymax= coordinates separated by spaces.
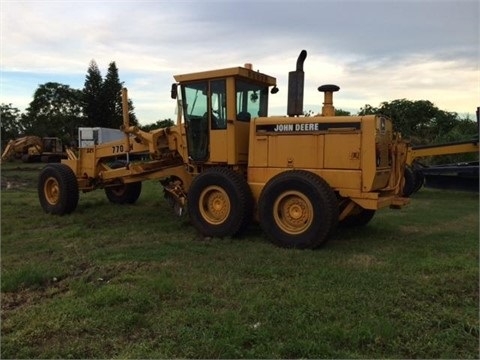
xmin=173 ymin=66 xmax=277 ymax=86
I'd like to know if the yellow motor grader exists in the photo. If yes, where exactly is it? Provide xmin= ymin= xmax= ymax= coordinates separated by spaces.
xmin=1 ymin=136 xmax=65 ymax=163
xmin=402 ymin=107 xmax=479 ymax=195
xmin=38 ymin=50 xmax=409 ymax=249
xmin=403 ymin=137 xmax=479 ymax=196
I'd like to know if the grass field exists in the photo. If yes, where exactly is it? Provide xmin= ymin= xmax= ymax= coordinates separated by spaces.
xmin=1 ymin=162 xmax=478 ymax=359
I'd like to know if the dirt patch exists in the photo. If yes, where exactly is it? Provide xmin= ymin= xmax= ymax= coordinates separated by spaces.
xmin=345 ymin=254 xmax=384 ymax=268
xmin=1 ymin=262 xmax=160 ymax=305
xmin=1 ymin=280 xmax=70 ymax=315
xmin=1 ymin=166 xmax=41 ymax=189
xmin=1 ymin=177 xmax=30 ymax=190
xmin=399 ymin=225 xmax=424 ymax=234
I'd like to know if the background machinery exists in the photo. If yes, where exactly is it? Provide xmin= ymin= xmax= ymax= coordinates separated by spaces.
xmin=402 ymin=108 xmax=479 ymax=195
xmin=1 ymin=135 xmax=65 ymax=163
xmin=38 ymin=50 xmax=409 ymax=249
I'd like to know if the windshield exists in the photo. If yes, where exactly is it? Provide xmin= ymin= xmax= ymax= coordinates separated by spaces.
xmin=182 ymin=82 xmax=208 ymax=118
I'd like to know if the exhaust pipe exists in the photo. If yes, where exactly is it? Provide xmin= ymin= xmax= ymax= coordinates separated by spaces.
xmin=287 ymin=50 xmax=307 ymax=117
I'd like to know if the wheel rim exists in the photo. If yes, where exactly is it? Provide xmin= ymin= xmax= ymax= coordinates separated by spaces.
xmin=273 ymin=190 xmax=313 ymax=235
xmin=110 ymin=186 xmax=126 ymax=196
xmin=44 ymin=176 xmax=60 ymax=205
xmin=199 ymin=185 xmax=231 ymax=225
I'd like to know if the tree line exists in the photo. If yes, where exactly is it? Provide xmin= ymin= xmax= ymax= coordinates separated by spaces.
xmin=358 ymin=100 xmax=478 ymax=164
xmin=1 ymin=60 xmax=162 ymax=147
xmin=358 ymin=100 xmax=478 ymax=146
xmin=1 ymin=61 xmax=478 ymax=163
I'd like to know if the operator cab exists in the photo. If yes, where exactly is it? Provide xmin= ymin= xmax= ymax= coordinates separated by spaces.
xmin=172 ymin=66 xmax=277 ymax=164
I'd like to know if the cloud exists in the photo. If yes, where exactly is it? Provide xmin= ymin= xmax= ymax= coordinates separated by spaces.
xmin=1 ymin=0 xmax=478 ymax=124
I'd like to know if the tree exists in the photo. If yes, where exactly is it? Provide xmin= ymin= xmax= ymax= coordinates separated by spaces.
xmin=359 ymin=99 xmax=478 ymax=164
xmin=442 ymin=117 xmax=478 ymax=142
xmin=303 ymin=109 xmax=350 ymax=116
xmin=100 ymin=62 xmax=122 ymax=128
xmin=100 ymin=62 xmax=138 ymax=129
xmin=21 ymin=82 xmax=84 ymax=144
xmin=140 ymin=119 xmax=174 ymax=132
xmin=359 ymin=99 xmax=458 ymax=145
xmin=83 ymin=60 xmax=103 ymax=127
xmin=1 ymin=104 xmax=23 ymax=142
xmin=335 ymin=109 xmax=351 ymax=116
xmin=358 ymin=104 xmax=377 ymax=116
xmin=433 ymin=117 xmax=479 ymax=164
xmin=126 ymin=97 xmax=138 ymax=127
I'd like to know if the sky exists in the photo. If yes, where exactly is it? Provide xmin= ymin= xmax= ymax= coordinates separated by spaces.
xmin=1 ymin=0 xmax=479 ymax=126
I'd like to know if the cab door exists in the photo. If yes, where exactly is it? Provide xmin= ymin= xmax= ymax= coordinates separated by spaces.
xmin=181 ymin=79 xmax=228 ymax=163
xmin=208 ymin=79 xmax=228 ymax=163
xmin=181 ymin=82 xmax=209 ymax=162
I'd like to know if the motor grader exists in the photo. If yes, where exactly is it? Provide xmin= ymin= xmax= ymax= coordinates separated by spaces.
xmin=402 ymin=136 xmax=479 ymax=196
xmin=1 ymin=136 xmax=65 ymax=163
xmin=38 ymin=50 xmax=409 ymax=249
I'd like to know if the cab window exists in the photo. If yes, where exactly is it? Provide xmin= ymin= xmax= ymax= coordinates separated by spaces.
xmin=210 ymin=80 xmax=227 ymax=130
xmin=236 ymin=80 xmax=269 ymax=122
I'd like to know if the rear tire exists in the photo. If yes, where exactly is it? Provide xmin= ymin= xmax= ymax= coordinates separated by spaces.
xmin=340 ymin=209 xmax=376 ymax=227
xmin=105 ymin=182 xmax=142 ymax=204
xmin=187 ymin=167 xmax=253 ymax=237
xmin=258 ymin=170 xmax=338 ymax=249
xmin=38 ymin=163 xmax=79 ymax=215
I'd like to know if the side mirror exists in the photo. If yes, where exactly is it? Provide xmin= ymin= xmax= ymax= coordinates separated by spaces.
xmin=170 ymin=83 xmax=177 ymax=99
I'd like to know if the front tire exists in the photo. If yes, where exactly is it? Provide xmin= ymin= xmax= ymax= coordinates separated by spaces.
xmin=38 ymin=163 xmax=79 ymax=215
xmin=412 ymin=167 xmax=425 ymax=193
xmin=258 ymin=170 xmax=338 ymax=249
xmin=187 ymin=167 xmax=253 ymax=237
xmin=402 ymin=166 xmax=416 ymax=197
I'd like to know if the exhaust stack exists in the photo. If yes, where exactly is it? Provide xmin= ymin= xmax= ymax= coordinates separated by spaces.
xmin=287 ymin=50 xmax=307 ymax=117
xmin=318 ymin=84 xmax=340 ymax=116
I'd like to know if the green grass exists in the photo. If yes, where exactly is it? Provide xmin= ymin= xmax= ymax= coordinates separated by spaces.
xmin=1 ymin=162 xmax=478 ymax=358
